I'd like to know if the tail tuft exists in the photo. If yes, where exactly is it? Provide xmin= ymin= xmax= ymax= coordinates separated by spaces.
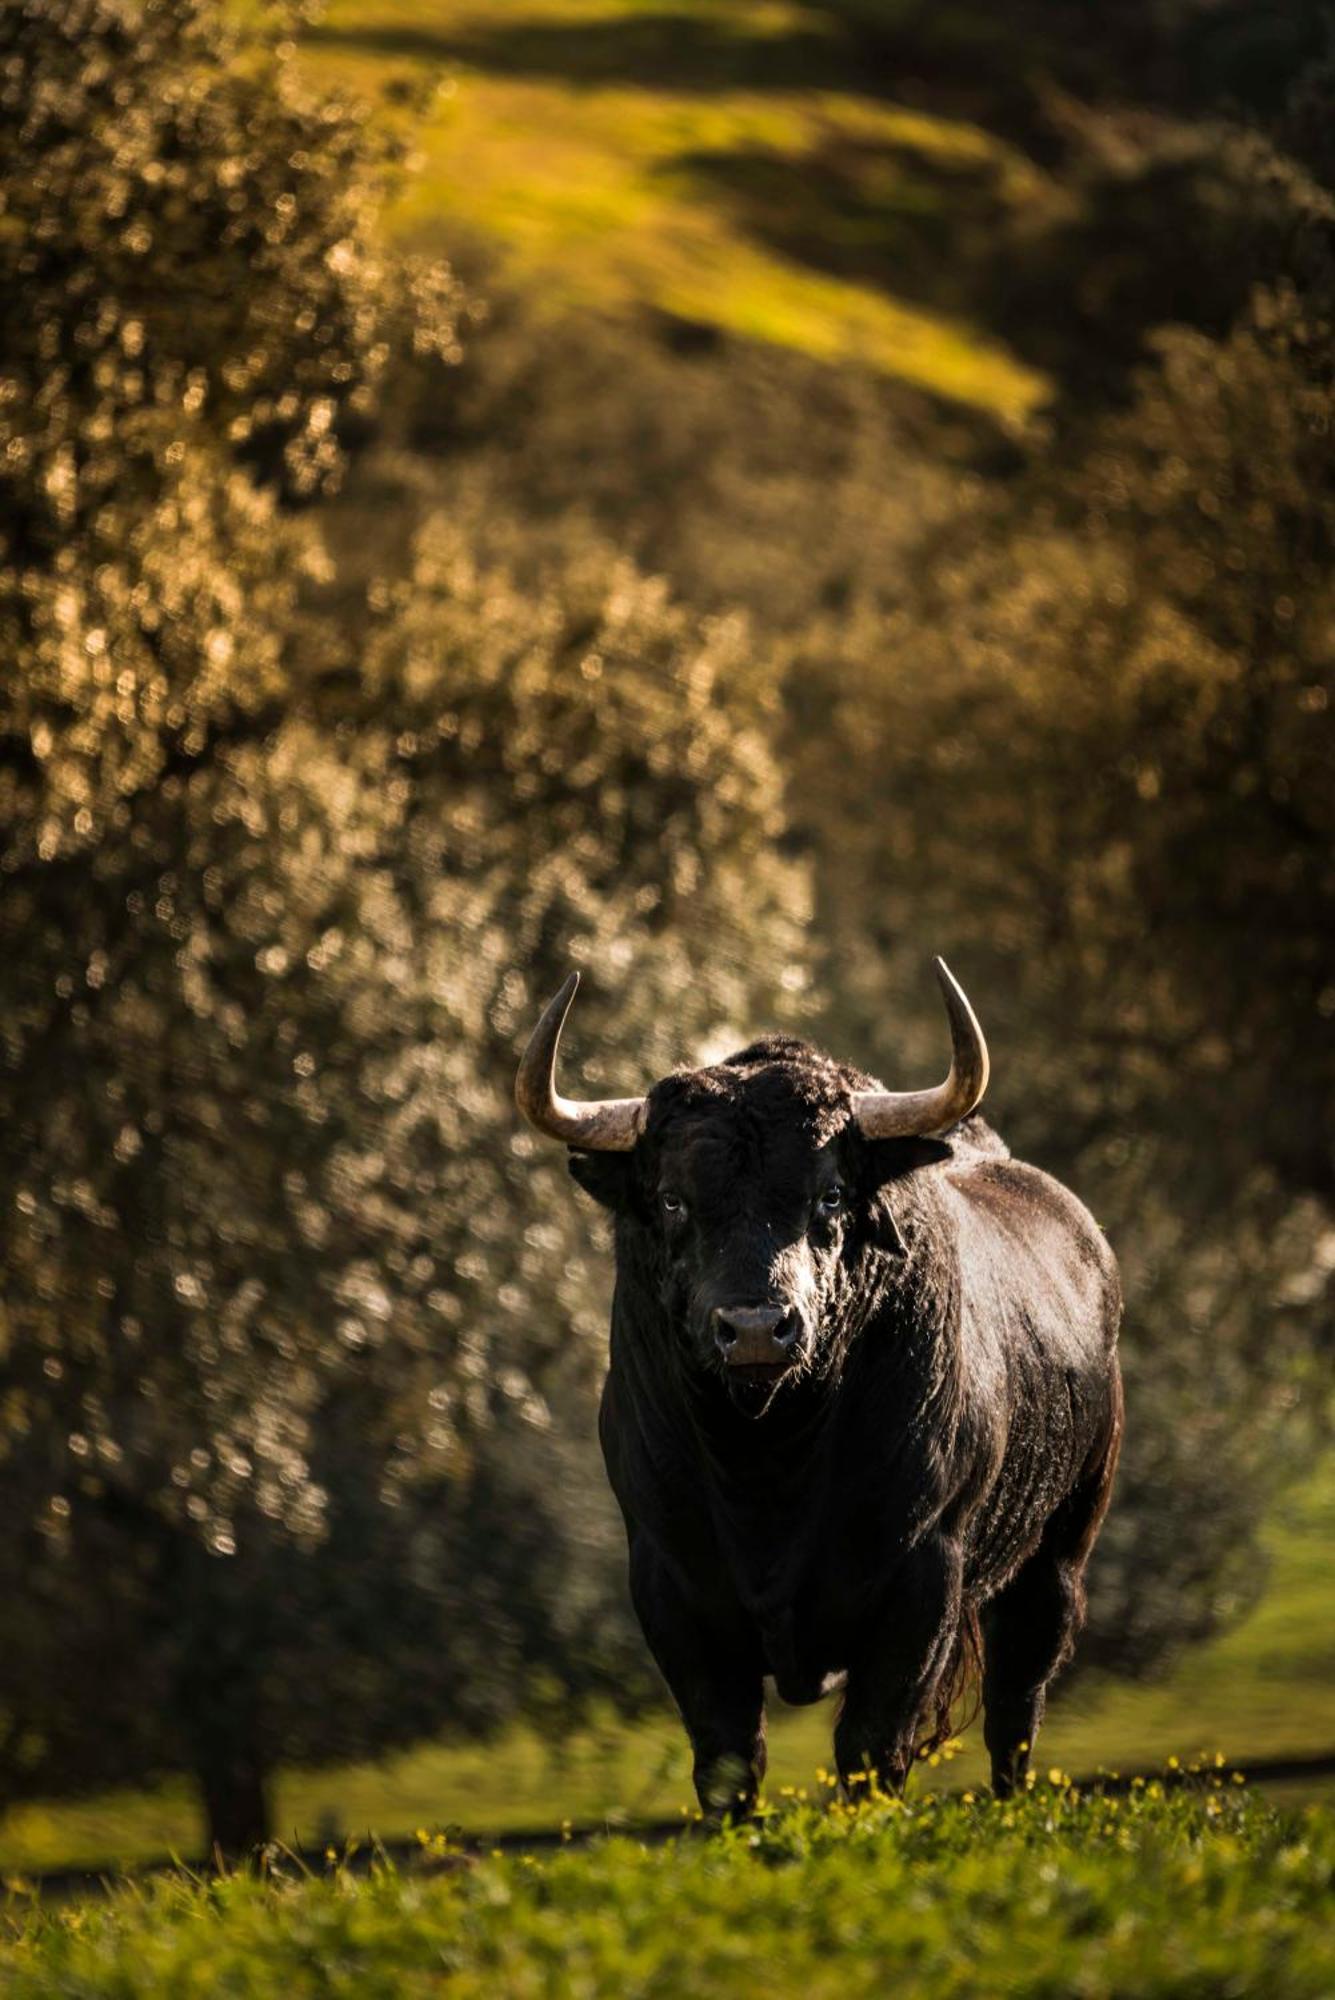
xmin=916 ymin=1603 xmax=983 ymax=1760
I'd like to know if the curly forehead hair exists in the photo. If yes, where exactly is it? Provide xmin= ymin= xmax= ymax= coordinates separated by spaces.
xmin=646 ymin=1035 xmax=876 ymax=1153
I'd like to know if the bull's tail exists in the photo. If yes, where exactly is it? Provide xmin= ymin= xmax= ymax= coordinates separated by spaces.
xmin=916 ymin=1601 xmax=983 ymax=1761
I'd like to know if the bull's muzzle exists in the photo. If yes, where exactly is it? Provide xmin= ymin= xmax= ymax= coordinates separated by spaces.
xmin=711 ymin=1304 xmax=801 ymax=1370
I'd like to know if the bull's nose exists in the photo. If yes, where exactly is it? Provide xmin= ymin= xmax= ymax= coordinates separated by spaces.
xmin=712 ymin=1305 xmax=798 ymax=1367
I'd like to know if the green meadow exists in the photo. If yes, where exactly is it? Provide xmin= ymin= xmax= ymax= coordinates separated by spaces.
xmin=3 ymin=1786 xmax=1331 ymax=1999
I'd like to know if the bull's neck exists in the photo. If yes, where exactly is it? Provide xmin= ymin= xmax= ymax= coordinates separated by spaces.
xmin=685 ymin=1365 xmax=838 ymax=1468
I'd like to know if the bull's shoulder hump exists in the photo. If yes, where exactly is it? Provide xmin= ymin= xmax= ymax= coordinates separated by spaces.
xmin=946 ymin=1154 xmax=1121 ymax=1313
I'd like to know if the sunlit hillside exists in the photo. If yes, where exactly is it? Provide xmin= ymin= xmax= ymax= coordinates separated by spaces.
xmin=297 ymin=0 xmax=1052 ymax=420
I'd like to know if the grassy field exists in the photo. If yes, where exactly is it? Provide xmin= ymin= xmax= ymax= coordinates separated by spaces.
xmin=2 ymin=1785 xmax=1331 ymax=1997
xmin=2 ymin=1454 xmax=1330 ymax=1877
xmin=296 ymin=0 xmax=1052 ymax=421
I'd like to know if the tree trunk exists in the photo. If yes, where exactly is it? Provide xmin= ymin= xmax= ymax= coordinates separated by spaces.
xmin=169 ymin=1528 xmax=275 ymax=1861
xmin=199 ymin=1747 xmax=272 ymax=1860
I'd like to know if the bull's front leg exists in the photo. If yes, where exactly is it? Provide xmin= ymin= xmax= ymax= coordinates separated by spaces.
xmin=834 ymin=1535 xmax=964 ymax=1797
xmin=628 ymin=1535 xmax=767 ymax=1819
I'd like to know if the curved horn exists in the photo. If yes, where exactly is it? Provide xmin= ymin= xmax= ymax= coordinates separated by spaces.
xmin=850 ymin=957 xmax=989 ymax=1139
xmin=515 ymin=970 xmax=647 ymax=1151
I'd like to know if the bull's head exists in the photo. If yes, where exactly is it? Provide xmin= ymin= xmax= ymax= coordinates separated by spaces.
xmin=515 ymin=962 xmax=988 ymax=1413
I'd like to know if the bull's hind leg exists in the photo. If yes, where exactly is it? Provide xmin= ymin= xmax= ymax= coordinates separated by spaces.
xmin=628 ymin=1538 xmax=767 ymax=1820
xmin=980 ymin=1543 xmax=1081 ymax=1798
xmin=982 ymin=1414 xmax=1122 ymax=1797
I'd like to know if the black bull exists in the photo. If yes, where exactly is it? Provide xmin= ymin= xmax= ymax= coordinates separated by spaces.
xmin=517 ymin=982 xmax=1122 ymax=1813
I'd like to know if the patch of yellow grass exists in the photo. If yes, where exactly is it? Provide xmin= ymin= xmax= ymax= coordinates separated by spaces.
xmin=302 ymin=0 xmax=1050 ymax=421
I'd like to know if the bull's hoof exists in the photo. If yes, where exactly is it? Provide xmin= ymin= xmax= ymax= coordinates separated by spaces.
xmin=695 ymin=1752 xmax=759 ymax=1822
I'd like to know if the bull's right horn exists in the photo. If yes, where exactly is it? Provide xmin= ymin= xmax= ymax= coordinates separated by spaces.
xmin=515 ymin=971 xmax=647 ymax=1151
xmin=850 ymin=957 xmax=989 ymax=1139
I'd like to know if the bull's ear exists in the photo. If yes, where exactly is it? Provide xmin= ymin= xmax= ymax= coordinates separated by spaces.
xmin=568 ymin=1150 xmax=634 ymax=1212
xmin=868 ymin=1199 xmax=907 ymax=1256
xmin=863 ymin=1137 xmax=951 ymax=1253
xmin=863 ymin=1135 xmax=953 ymax=1188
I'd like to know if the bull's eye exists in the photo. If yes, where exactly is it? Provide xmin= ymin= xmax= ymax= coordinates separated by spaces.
xmin=660 ymin=1192 xmax=686 ymax=1220
xmin=818 ymin=1184 xmax=844 ymax=1215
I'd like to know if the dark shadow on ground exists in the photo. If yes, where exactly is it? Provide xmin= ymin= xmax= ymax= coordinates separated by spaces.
xmin=305 ymin=3 xmax=1327 ymax=133
xmin=302 ymin=13 xmax=861 ymax=100
xmin=670 ymin=130 xmax=1293 ymax=399
xmin=668 ymin=135 xmax=1007 ymax=319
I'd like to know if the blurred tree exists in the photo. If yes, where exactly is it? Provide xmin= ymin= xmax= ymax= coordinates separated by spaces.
xmin=0 ymin=0 xmax=431 ymax=862
xmin=0 ymin=0 xmax=420 ymax=1851
xmin=0 ymin=0 xmax=810 ymax=1852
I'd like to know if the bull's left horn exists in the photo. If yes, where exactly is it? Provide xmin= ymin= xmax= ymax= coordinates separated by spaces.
xmin=850 ymin=957 xmax=989 ymax=1139
xmin=515 ymin=970 xmax=647 ymax=1151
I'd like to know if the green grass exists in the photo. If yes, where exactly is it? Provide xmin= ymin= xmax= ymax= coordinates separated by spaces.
xmin=294 ymin=0 xmax=1052 ymax=421
xmin=3 ymin=1786 xmax=1332 ymax=1997
xmin=2 ymin=1455 xmax=1330 ymax=1877
xmin=1037 ymin=1463 xmax=1335 ymax=1795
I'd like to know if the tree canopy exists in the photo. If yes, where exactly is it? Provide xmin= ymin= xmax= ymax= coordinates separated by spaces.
xmin=0 ymin=0 xmax=808 ymax=1851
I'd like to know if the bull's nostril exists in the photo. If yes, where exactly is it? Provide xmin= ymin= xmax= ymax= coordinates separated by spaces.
xmin=713 ymin=1304 xmax=795 ymax=1365
xmin=715 ymin=1305 xmax=783 ymax=1337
